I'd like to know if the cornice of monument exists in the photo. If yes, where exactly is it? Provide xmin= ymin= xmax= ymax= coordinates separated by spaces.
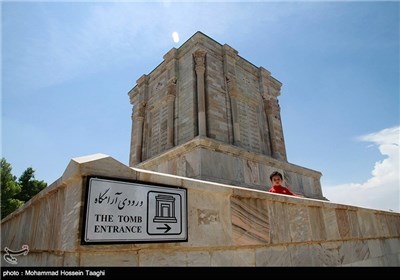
xmin=127 ymin=31 xmax=283 ymax=97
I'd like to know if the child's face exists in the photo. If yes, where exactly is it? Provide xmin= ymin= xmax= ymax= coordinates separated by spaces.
xmin=271 ymin=175 xmax=282 ymax=186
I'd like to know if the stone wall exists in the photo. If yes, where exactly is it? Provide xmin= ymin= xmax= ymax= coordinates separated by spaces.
xmin=1 ymin=154 xmax=399 ymax=267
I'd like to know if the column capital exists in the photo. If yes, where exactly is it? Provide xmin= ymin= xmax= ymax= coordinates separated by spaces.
xmin=193 ymin=49 xmax=206 ymax=66
xmin=133 ymin=101 xmax=146 ymax=118
xmin=167 ymin=78 xmax=177 ymax=99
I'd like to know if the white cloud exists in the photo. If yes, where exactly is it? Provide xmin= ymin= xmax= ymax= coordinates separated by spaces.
xmin=323 ymin=126 xmax=399 ymax=213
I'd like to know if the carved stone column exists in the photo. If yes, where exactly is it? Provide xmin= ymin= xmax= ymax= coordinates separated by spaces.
xmin=194 ymin=50 xmax=207 ymax=137
xmin=164 ymin=48 xmax=178 ymax=148
xmin=223 ymin=44 xmax=239 ymax=145
xmin=264 ymin=98 xmax=280 ymax=160
xmin=166 ymin=78 xmax=177 ymax=149
xmin=129 ymin=74 xmax=148 ymax=165
xmin=131 ymin=102 xmax=146 ymax=164
xmin=226 ymin=75 xmax=241 ymax=146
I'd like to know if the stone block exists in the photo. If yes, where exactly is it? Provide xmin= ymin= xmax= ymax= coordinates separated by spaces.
xmin=255 ymin=245 xmax=292 ymax=266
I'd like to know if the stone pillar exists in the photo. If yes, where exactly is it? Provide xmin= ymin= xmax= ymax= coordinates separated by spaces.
xmin=258 ymin=67 xmax=273 ymax=156
xmin=259 ymin=67 xmax=286 ymax=160
xmin=132 ymin=102 xmax=146 ymax=165
xmin=129 ymin=104 xmax=136 ymax=166
xmin=166 ymin=78 xmax=177 ymax=149
xmin=226 ymin=75 xmax=241 ymax=146
xmin=129 ymin=74 xmax=148 ymax=165
xmin=194 ymin=50 xmax=207 ymax=137
xmin=223 ymin=44 xmax=239 ymax=145
xmin=163 ymin=48 xmax=179 ymax=148
xmin=264 ymin=98 xmax=280 ymax=160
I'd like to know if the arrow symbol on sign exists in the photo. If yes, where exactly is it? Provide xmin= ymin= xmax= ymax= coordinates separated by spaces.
xmin=156 ymin=224 xmax=171 ymax=233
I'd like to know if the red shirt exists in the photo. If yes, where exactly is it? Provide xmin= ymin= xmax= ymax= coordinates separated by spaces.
xmin=268 ymin=185 xmax=297 ymax=196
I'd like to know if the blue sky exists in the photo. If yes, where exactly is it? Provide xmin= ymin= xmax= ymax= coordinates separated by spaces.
xmin=1 ymin=1 xmax=399 ymax=212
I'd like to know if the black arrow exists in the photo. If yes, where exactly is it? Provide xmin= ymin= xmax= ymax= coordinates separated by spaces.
xmin=156 ymin=224 xmax=171 ymax=233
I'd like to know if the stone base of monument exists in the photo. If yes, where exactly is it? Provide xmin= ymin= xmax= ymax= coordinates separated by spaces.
xmin=136 ymin=136 xmax=326 ymax=200
xmin=1 ymin=153 xmax=399 ymax=266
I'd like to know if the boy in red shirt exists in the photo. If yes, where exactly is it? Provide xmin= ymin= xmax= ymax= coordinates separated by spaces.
xmin=268 ymin=171 xmax=299 ymax=196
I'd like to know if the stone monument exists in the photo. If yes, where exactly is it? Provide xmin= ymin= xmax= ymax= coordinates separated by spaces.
xmin=2 ymin=32 xmax=399 ymax=268
xmin=128 ymin=31 xmax=325 ymax=199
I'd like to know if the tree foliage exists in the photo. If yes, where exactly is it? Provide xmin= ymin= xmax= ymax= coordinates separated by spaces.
xmin=1 ymin=158 xmax=47 ymax=219
xmin=15 ymin=167 xmax=47 ymax=202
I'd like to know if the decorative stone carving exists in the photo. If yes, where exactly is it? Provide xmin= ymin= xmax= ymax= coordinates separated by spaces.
xmin=193 ymin=50 xmax=207 ymax=137
xmin=137 ymin=102 xmax=146 ymax=118
xmin=167 ymin=77 xmax=177 ymax=100
xmin=194 ymin=50 xmax=206 ymax=70
xmin=166 ymin=78 xmax=177 ymax=148
xmin=130 ymin=101 xmax=147 ymax=165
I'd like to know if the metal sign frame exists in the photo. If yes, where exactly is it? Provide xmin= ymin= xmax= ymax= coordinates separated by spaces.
xmin=81 ymin=176 xmax=188 ymax=245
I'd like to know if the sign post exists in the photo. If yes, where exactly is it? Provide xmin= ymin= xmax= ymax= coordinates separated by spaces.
xmin=82 ymin=177 xmax=187 ymax=244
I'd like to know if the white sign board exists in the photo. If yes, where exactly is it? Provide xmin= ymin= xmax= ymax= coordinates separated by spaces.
xmin=82 ymin=177 xmax=187 ymax=244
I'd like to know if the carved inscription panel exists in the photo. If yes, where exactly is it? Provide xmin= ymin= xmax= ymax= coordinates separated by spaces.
xmin=237 ymin=100 xmax=261 ymax=153
xmin=149 ymin=106 xmax=169 ymax=157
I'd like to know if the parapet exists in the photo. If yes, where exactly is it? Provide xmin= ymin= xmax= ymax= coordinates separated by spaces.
xmin=1 ymin=154 xmax=399 ymax=266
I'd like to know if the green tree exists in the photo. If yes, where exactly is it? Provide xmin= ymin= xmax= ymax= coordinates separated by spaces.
xmin=1 ymin=158 xmax=23 ymax=218
xmin=16 ymin=167 xmax=47 ymax=202
xmin=1 ymin=158 xmax=47 ymax=219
